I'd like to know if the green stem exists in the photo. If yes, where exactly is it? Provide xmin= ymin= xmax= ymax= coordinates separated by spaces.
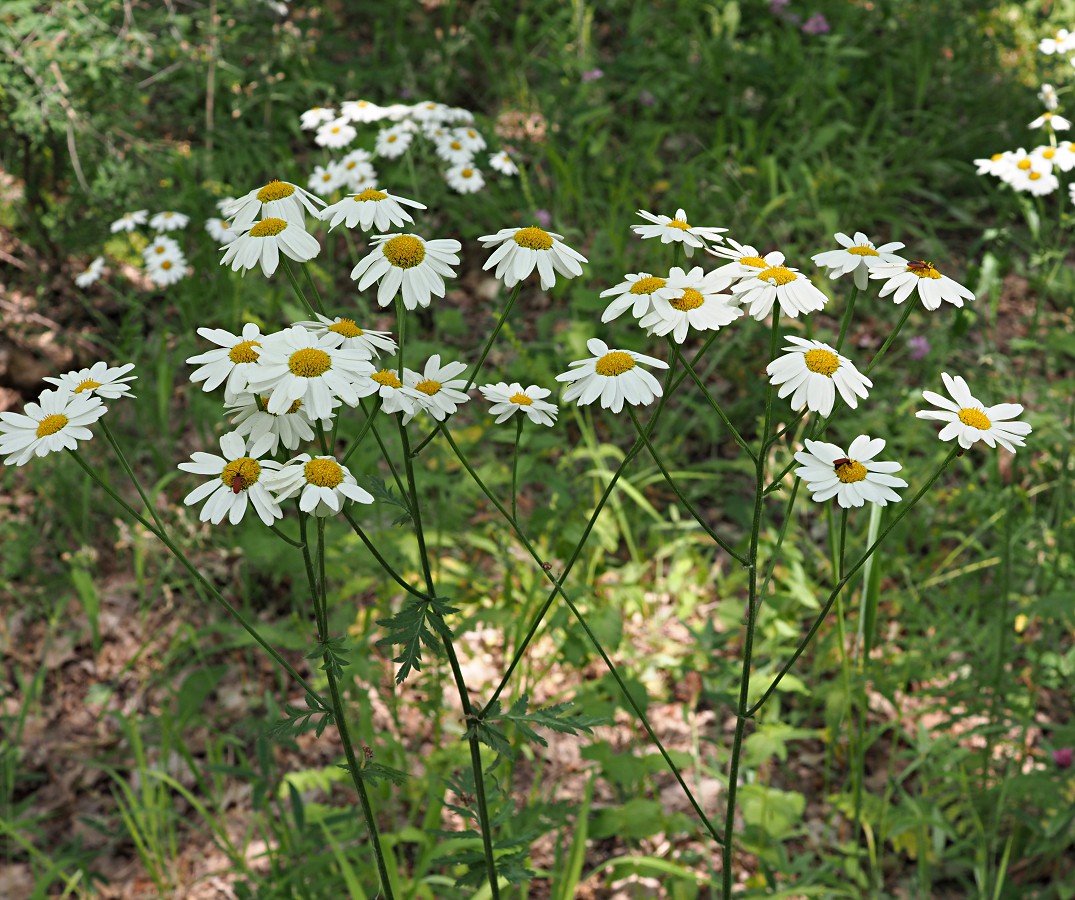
xmin=340 ymin=508 xmax=433 ymax=602
xmin=511 ymin=416 xmax=523 ymax=522
xmin=98 ymin=418 xmax=165 ymax=534
xmin=864 ymin=302 xmax=914 ymax=377
xmin=301 ymin=263 xmax=326 ymax=315
xmin=341 ymin=398 xmax=380 ymax=466
xmin=670 ymin=343 xmax=756 ymax=463
xmin=395 ymin=296 xmax=406 ymax=377
xmin=280 ymin=257 xmax=319 ymax=318
xmin=835 ymin=284 xmax=860 ymax=353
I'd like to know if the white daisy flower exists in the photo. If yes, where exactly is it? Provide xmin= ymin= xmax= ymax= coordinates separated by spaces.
xmin=350 ymin=233 xmax=461 ymax=310
xmin=142 ymin=235 xmax=182 ymax=264
xmin=632 ymin=208 xmax=727 ymax=257
xmin=220 ymin=217 xmax=320 ymax=277
xmin=423 ymin=123 xmax=451 ymax=143
xmin=215 ymin=197 xmax=237 ymax=215
xmin=149 ymin=211 xmax=190 ymax=232
xmin=974 ymin=151 xmax=1015 ymax=179
xmin=340 ymin=99 xmax=387 ymax=123
xmin=0 ymin=388 xmax=107 ymax=466
xmin=1039 ymin=83 xmax=1060 ymax=111
xmin=488 ymin=150 xmax=519 ymax=175
xmin=478 ymin=226 xmax=587 ymax=291
xmin=1013 ymin=166 xmax=1060 ymax=196
xmin=245 ymin=326 xmax=375 ymax=420
xmin=479 ymin=382 xmax=558 ymax=426
xmin=730 ymin=251 xmax=828 ymax=320
xmin=205 ymin=217 xmax=237 ymax=244
xmin=765 ymin=337 xmax=872 ymax=417
xmin=402 ymin=355 xmax=470 ymax=423
xmin=868 ymin=257 xmax=974 ymax=311
xmin=794 ymin=436 xmax=908 ymax=509
xmin=178 ymin=432 xmax=282 ymax=526
xmin=75 ymin=256 xmax=105 ymax=288
xmin=225 ymin=180 xmax=326 ymax=233
xmin=411 ymin=100 xmax=450 ymax=123
xmin=1035 ymin=142 xmax=1075 ymax=173
xmin=555 ymin=338 xmax=669 ymax=414
xmin=435 ymin=135 xmax=475 ymax=165
xmin=381 ymin=103 xmax=414 ymax=122
xmin=706 ymin=237 xmax=772 ymax=282
xmin=187 ymin=323 xmax=271 ymax=400
xmin=309 ymin=162 xmax=346 ymax=194
xmin=1040 ymin=29 xmax=1075 ymax=55
xmin=915 ymin=372 xmax=1031 ymax=453
xmin=300 ymin=106 xmax=336 ymax=130
xmin=445 ymin=163 xmax=485 ymax=194
xmin=319 ymin=188 xmax=426 ymax=233
xmin=1029 ymin=111 xmax=1072 ymax=131
xmin=267 ymin=453 xmax=374 ymax=516
xmin=445 ymin=107 xmax=475 ymax=125
xmin=599 ymin=272 xmax=678 ymax=323
xmin=338 ymin=150 xmax=377 ymax=191
xmin=811 ymin=231 xmax=906 ymax=291
xmin=454 ymin=126 xmax=486 ymax=153
xmin=315 ymin=117 xmax=357 ymax=149
xmin=224 ymin=392 xmax=317 ymax=454
xmin=43 ymin=361 xmax=136 ymax=400
xmin=353 ymin=367 xmax=425 ymax=416
xmin=293 ymin=313 xmax=397 ymax=358
xmin=997 ymin=148 xmax=1035 ymax=185
xmin=110 ymin=210 xmax=148 ymax=233
xmin=146 ymin=254 xmax=188 ymax=286
xmin=375 ymin=125 xmax=413 ymax=158
xmin=638 ymin=265 xmax=742 ymax=343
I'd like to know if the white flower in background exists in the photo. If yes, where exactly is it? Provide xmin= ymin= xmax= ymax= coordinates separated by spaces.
xmin=246 ymin=326 xmax=375 ymax=420
xmin=44 ymin=361 xmax=137 ymax=400
xmin=489 ymin=150 xmax=519 ymax=175
xmin=916 ymin=372 xmax=1031 ymax=453
xmin=632 ymin=208 xmax=727 ymax=257
xmin=1036 ymin=142 xmax=1075 ymax=172
xmin=225 ymin=180 xmax=325 ymax=233
xmin=435 ymin=135 xmax=475 ymax=165
xmin=224 ymin=392 xmax=317 ymax=454
xmin=811 ymin=231 xmax=906 ymax=290
xmin=1069 ymin=182 xmax=1075 ymax=206
xmin=766 ymin=337 xmax=872 ymax=417
xmin=375 ymin=125 xmax=414 ymax=158
xmin=267 ymin=453 xmax=374 ymax=516
xmin=1013 ymin=166 xmax=1060 ymax=196
xmin=300 ymin=106 xmax=336 ymax=130
xmin=220 ymin=217 xmax=320 ymax=277
xmin=0 ymin=388 xmax=107 ymax=466
xmin=479 ymin=382 xmax=558 ymax=426
xmin=868 ymin=257 xmax=974 ymax=311
xmin=146 ymin=254 xmax=188 ymax=286
xmin=354 ymin=367 xmax=425 ymax=416
xmin=556 ymin=338 xmax=668 ymax=413
xmin=320 ymin=188 xmax=426 ymax=232
xmin=350 ymin=233 xmax=461 ymax=310
xmin=639 ymin=265 xmax=742 ymax=343
xmin=997 ymin=147 xmax=1034 ymax=185
xmin=142 ymin=234 xmax=182 ymax=264
xmin=730 ymin=251 xmax=828 ymax=320
xmin=445 ymin=107 xmax=475 ymax=125
xmin=216 ymin=196 xmax=237 ymax=215
xmin=187 ymin=322 xmax=271 ymax=400
xmin=454 ymin=126 xmax=486 ymax=153
xmin=478 ymin=226 xmax=587 ymax=291
xmin=1029 ymin=111 xmax=1072 ymax=131
xmin=309 ymin=162 xmax=346 ymax=194
xmin=315 ymin=117 xmax=357 ymax=149
xmin=205 ymin=217 xmax=237 ymax=244
xmin=599 ymin=272 xmax=678 ymax=323
xmin=402 ymin=355 xmax=470 ymax=423
xmin=381 ymin=103 xmax=414 ymax=122
xmin=974 ymin=151 xmax=1015 ymax=179
xmin=338 ymin=149 xmax=377 ymax=190
xmin=794 ymin=436 xmax=908 ymax=508
xmin=340 ymin=99 xmax=387 ymax=123
xmin=1039 ymin=83 xmax=1060 ymax=111
xmin=1040 ymin=29 xmax=1075 ymax=55
xmin=75 ymin=256 xmax=105 ymax=288
xmin=293 ymin=313 xmax=397 ymax=358
xmin=411 ymin=100 xmax=450 ymax=123
xmin=445 ymin=163 xmax=485 ymax=194
xmin=110 ymin=209 xmax=148 ymax=233
xmin=178 ymin=432 xmax=282 ymax=526
xmin=423 ymin=123 xmax=451 ymax=143
xmin=707 ymin=237 xmax=770 ymax=282
xmin=149 ymin=211 xmax=189 ymax=231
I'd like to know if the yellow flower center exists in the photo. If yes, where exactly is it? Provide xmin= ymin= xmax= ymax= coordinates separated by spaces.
xmin=1029 ymin=172 xmax=1042 ymax=181
xmin=161 ymin=261 xmax=173 ymax=270
xmin=450 ymin=141 xmax=463 ymax=150
xmin=345 ymin=161 xmax=357 ymax=170
xmin=738 ymin=255 xmax=767 ymax=269
xmin=304 ymin=457 xmax=344 ymax=488
xmin=387 ymin=134 xmax=398 ymax=143
xmin=220 ymin=457 xmax=261 ymax=490
xmin=758 ymin=265 xmax=798 ymax=286
xmin=328 ymin=318 xmax=363 ymax=337
xmin=513 ymin=227 xmax=554 ymax=250
xmin=36 ymin=413 xmax=68 ymax=438
xmin=256 ymin=180 xmax=295 ymax=202
xmin=372 ymin=369 xmax=403 ymax=389
xmin=163 ymin=212 xmax=173 ymax=218
xmin=834 ymin=458 xmax=867 ymax=484
xmin=848 ymin=245 xmax=878 ymax=257
xmin=416 ymin=378 xmax=442 ymax=396
xmin=250 ymin=217 xmax=288 ymax=237
xmin=288 ymin=348 xmax=332 ymax=377
xmin=461 ymin=168 xmax=474 ymax=178
xmin=1044 ymin=112 xmax=1054 ymax=120
xmin=906 ymin=260 xmax=941 ymax=279
xmin=958 ymin=407 xmax=992 ymax=430
xmin=1043 ymin=148 xmax=1056 ymax=159
xmin=354 ymin=188 xmax=388 ymax=202
xmin=74 ymin=379 xmax=102 ymax=394
xmin=331 ymin=126 xmax=340 ymax=134
xmin=1017 ymin=159 xmax=1032 ymax=171
xmin=509 ymin=392 xmax=533 ymax=406
xmin=991 ymin=152 xmax=1003 ymax=162
xmin=155 ymin=246 xmax=166 ymax=254
xmin=382 ymin=235 xmax=426 ymax=268
xmin=667 ymin=218 xmax=690 ymax=230
xmin=595 ymin=351 xmax=636 ymax=377
xmin=804 ymin=348 xmax=840 ymax=376
xmin=229 ymin=340 xmax=261 ymax=364
xmin=670 ymin=288 xmax=704 ymax=311
xmin=630 ymin=276 xmax=666 ymax=295
xmin=322 ymin=173 xmax=333 ymax=181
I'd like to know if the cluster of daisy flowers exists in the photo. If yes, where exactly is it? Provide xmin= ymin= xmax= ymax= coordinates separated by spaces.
xmin=75 ymin=210 xmax=193 ymax=289
xmin=299 ymin=98 xmax=518 ymax=197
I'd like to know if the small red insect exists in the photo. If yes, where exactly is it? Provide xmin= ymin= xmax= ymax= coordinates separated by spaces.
xmin=231 ymin=474 xmax=244 ymax=494
xmin=832 ymin=457 xmax=852 ymax=469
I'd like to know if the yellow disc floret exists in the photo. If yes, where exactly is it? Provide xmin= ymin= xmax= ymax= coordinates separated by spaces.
xmin=304 ymin=457 xmax=344 ymax=488
xmin=382 ymin=235 xmax=426 ymax=269
xmin=513 ymin=227 xmax=554 ymax=251
xmin=848 ymin=245 xmax=879 ymax=257
xmin=738 ymin=255 xmax=767 ymax=269
xmin=758 ymin=265 xmax=798 ymax=286
xmin=595 ymin=351 xmax=636 ymax=377
xmin=667 ymin=217 xmax=691 ymax=230
xmin=509 ymin=392 xmax=533 ymax=406
xmin=670 ymin=288 xmax=704 ymax=311
xmin=906 ymin=261 xmax=941 ymax=280
xmin=804 ymin=348 xmax=840 ymax=376
xmin=416 ymin=379 xmax=442 ymax=396
xmin=229 ymin=340 xmax=261 ymax=364
xmin=353 ymin=188 xmax=388 ymax=202
xmin=630 ymin=276 xmax=666 ymax=295
xmin=288 ymin=348 xmax=332 ymax=377
xmin=256 ymin=180 xmax=296 ymax=202
xmin=36 ymin=413 xmax=68 ymax=438
xmin=834 ymin=459 xmax=867 ymax=483
xmin=74 ymin=379 xmax=102 ymax=394
xmin=328 ymin=319 xmax=363 ymax=337
xmin=220 ymin=457 xmax=261 ymax=490
xmin=958 ymin=407 xmax=991 ymax=430
xmin=249 ymin=217 xmax=288 ymax=237
xmin=372 ymin=369 xmax=402 ymax=389
xmin=1016 ymin=159 xmax=1032 ymax=171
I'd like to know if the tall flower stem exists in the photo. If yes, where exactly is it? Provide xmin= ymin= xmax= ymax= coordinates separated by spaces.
xmin=301 ymin=262 xmax=326 ymax=315
xmin=280 ymin=257 xmax=319 ymax=318
xmin=835 ymin=285 xmax=860 ymax=352
xmin=511 ymin=416 xmax=523 ymax=521
xmin=299 ymin=514 xmax=396 ymax=900
xmin=670 ymin=344 xmax=756 ymax=462
xmin=864 ymin=302 xmax=914 ymax=376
